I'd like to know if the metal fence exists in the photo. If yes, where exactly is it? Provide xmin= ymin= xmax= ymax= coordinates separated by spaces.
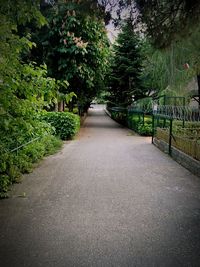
xmin=153 ymin=105 xmax=200 ymax=122
xmin=153 ymin=105 xmax=200 ymax=155
xmin=107 ymin=103 xmax=200 ymax=159
xmin=10 ymin=136 xmax=42 ymax=153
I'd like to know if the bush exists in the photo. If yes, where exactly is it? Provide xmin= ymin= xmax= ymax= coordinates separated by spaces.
xmin=40 ymin=112 xmax=80 ymax=140
xmin=0 ymin=135 xmax=62 ymax=198
xmin=128 ymin=114 xmax=152 ymax=136
xmin=137 ymin=123 xmax=152 ymax=136
xmin=0 ymin=175 xmax=10 ymax=198
xmin=42 ymin=135 xmax=62 ymax=155
xmin=110 ymin=110 xmax=153 ymax=136
xmin=111 ymin=111 xmax=127 ymax=126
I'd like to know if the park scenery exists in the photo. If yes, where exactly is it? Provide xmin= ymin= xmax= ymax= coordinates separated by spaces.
xmin=0 ymin=1 xmax=200 ymax=266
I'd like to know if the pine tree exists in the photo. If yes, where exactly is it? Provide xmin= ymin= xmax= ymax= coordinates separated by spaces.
xmin=108 ymin=21 xmax=146 ymax=106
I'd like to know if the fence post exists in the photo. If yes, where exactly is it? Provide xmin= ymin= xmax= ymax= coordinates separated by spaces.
xmin=126 ymin=108 xmax=129 ymax=127
xmin=182 ymin=97 xmax=185 ymax=128
xmin=163 ymin=95 xmax=166 ymax=127
xmin=142 ymin=112 xmax=145 ymax=126
xmin=169 ymin=118 xmax=173 ymax=156
xmin=152 ymin=114 xmax=155 ymax=144
xmin=132 ymin=111 xmax=134 ymax=130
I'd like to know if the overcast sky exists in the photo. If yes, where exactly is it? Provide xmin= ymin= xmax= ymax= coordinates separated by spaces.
xmin=106 ymin=23 xmax=119 ymax=43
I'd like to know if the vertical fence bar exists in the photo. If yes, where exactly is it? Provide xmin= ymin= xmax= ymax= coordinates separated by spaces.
xmin=169 ymin=118 xmax=173 ymax=155
xmin=182 ymin=98 xmax=185 ymax=128
xmin=152 ymin=114 xmax=155 ymax=144
xmin=142 ymin=112 xmax=145 ymax=125
xmin=127 ymin=108 xmax=130 ymax=128
xmin=163 ymin=95 xmax=166 ymax=127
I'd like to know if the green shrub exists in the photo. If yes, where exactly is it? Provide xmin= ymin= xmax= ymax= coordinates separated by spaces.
xmin=127 ymin=114 xmax=153 ymax=136
xmin=41 ymin=135 xmax=62 ymax=155
xmin=0 ymin=175 xmax=10 ymax=198
xmin=40 ymin=112 xmax=80 ymax=140
xmin=23 ymin=142 xmax=45 ymax=163
xmin=110 ymin=110 xmax=153 ymax=136
xmin=111 ymin=111 xmax=127 ymax=126
xmin=137 ymin=123 xmax=152 ymax=136
xmin=144 ymin=116 xmax=152 ymax=124
xmin=65 ymin=107 xmax=79 ymax=114
xmin=0 ymin=134 xmax=62 ymax=198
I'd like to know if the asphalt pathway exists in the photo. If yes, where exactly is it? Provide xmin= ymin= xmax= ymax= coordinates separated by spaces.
xmin=0 ymin=105 xmax=200 ymax=267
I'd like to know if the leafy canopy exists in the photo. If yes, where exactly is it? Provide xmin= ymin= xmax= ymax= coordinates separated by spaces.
xmin=40 ymin=0 xmax=110 ymax=110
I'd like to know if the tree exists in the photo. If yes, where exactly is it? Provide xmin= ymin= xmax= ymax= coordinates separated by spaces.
xmin=108 ymin=21 xmax=146 ymax=106
xmin=0 ymin=0 xmax=64 ymax=196
xmin=39 ymin=0 xmax=110 ymax=113
xmin=130 ymin=0 xmax=200 ymax=106
xmin=135 ymin=0 xmax=200 ymax=49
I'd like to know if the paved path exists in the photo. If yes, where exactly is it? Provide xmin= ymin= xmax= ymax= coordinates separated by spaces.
xmin=0 ymin=105 xmax=200 ymax=267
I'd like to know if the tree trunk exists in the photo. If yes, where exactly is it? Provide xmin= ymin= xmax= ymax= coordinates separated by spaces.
xmin=68 ymin=100 xmax=74 ymax=112
xmin=58 ymin=101 xmax=64 ymax=112
xmin=54 ymin=102 xmax=58 ymax=111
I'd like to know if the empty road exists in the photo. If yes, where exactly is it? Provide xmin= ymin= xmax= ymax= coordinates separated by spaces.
xmin=0 ymin=105 xmax=200 ymax=267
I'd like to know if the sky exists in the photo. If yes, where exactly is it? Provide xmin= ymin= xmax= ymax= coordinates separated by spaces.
xmin=106 ymin=23 xmax=119 ymax=43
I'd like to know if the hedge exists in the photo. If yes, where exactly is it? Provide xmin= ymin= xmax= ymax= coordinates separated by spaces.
xmin=40 ymin=111 xmax=80 ymax=140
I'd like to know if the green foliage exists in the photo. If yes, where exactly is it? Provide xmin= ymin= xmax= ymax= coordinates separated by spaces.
xmin=173 ymin=121 xmax=200 ymax=137
xmin=0 ymin=175 xmax=10 ymax=198
xmin=109 ymin=108 xmax=153 ymax=136
xmin=135 ymin=1 xmax=200 ymax=99
xmin=39 ymin=0 xmax=110 ymax=111
xmin=135 ymin=0 xmax=200 ymax=49
xmin=65 ymin=92 xmax=77 ymax=104
xmin=111 ymin=111 xmax=127 ymax=126
xmin=139 ymin=36 xmax=199 ymax=99
xmin=41 ymin=112 xmax=80 ymax=140
xmin=108 ymin=20 xmax=147 ymax=106
xmin=93 ymin=91 xmax=111 ymax=104
xmin=0 ymin=134 xmax=62 ymax=198
xmin=0 ymin=1 xmax=65 ymax=198
xmin=0 ymin=0 xmax=47 ymax=27
xmin=137 ymin=123 xmax=152 ymax=136
xmin=128 ymin=113 xmax=152 ymax=136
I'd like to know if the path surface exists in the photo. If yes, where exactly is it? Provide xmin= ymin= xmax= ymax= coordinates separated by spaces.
xmin=0 ymin=105 xmax=200 ymax=267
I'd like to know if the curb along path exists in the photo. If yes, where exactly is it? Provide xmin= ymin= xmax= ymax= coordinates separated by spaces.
xmin=0 ymin=105 xmax=200 ymax=267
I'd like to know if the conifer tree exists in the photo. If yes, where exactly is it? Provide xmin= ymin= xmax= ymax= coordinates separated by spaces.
xmin=108 ymin=21 xmax=146 ymax=106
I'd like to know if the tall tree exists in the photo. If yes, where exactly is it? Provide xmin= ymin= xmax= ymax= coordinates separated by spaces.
xmin=135 ymin=0 xmax=200 ymax=106
xmin=38 ymin=0 xmax=110 ymax=112
xmin=108 ymin=21 xmax=146 ymax=106
xmin=135 ymin=0 xmax=200 ymax=48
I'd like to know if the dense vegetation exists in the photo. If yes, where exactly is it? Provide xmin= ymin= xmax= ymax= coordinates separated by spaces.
xmin=108 ymin=20 xmax=146 ymax=106
xmin=103 ymin=0 xmax=200 ymax=105
xmin=105 ymin=0 xmax=200 ymax=138
xmin=1 ymin=0 xmax=200 ymax=196
xmin=39 ymin=1 xmax=110 ymax=113
xmin=135 ymin=0 xmax=200 ymax=48
xmin=41 ymin=112 xmax=80 ymax=140
xmin=0 ymin=0 xmax=109 ymax=197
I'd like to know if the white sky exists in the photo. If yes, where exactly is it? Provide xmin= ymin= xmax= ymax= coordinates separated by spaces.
xmin=106 ymin=23 xmax=119 ymax=43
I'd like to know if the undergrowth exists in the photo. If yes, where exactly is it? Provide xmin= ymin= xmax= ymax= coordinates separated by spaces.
xmin=0 ymin=134 xmax=62 ymax=198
